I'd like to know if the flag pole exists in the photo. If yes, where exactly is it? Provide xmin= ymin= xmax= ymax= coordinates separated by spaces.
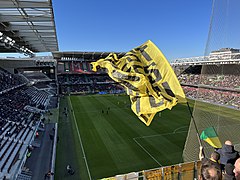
xmin=186 ymin=101 xmax=202 ymax=146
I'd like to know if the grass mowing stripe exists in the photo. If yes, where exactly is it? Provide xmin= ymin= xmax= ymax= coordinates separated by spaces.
xmin=55 ymin=97 xmax=84 ymax=179
xmin=69 ymin=97 xmax=92 ymax=180
xmin=72 ymin=96 xmax=120 ymax=178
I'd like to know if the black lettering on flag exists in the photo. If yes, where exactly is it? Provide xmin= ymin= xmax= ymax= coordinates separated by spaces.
xmin=140 ymin=114 xmax=149 ymax=124
xmin=153 ymin=69 xmax=161 ymax=81
xmin=136 ymin=97 xmax=141 ymax=114
xmin=126 ymin=57 xmax=134 ymax=62
xmin=135 ymin=45 xmax=152 ymax=61
xmin=147 ymin=62 xmax=157 ymax=68
xmin=121 ymin=81 xmax=138 ymax=91
xmin=131 ymin=65 xmax=143 ymax=70
xmin=112 ymin=71 xmax=140 ymax=82
xmin=127 ymin=75 xmax=140 ymax=81
xmin=131 ymin=96 xmax=137 ymax=102
xmin=152 ymin=85 xmax=162 ymax=94
xmin=148 ymin=75 xmax=155 ymax=84
xmin=126 ymin=68 xmax=131 ymax=73
xmin=162 ymin=82 xmax=175 ymax=98
xmin=144 ymin=66 xmax=150 ymax=74
xmin=131 ymin=65 xmax=143 ymax=73
xmin=161 ymin=94 xmax=173 ymax=102
xmin=149 ymin=96 xmax=164 ymax=108
xmin=126 ymin=53 xmax=141 ymax=62
xmin=121 ymin=63 xmax=128 ymax=71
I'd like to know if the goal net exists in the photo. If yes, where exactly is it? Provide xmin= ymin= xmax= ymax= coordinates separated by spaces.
xmin=183 ymin=0 xmax=240 ymax=161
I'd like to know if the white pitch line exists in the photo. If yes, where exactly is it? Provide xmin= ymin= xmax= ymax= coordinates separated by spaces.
xmin=69 ymin=97 xmax=92 ymax=180
xmin=133 ymin=129 xmax=188 ymax=168
xmin=134 ymin=130 xmax=188 ymax=140
xmin=173 ymin=126 xmax=188 ymax=134
xmin=133 ymin=138 xmax=162 ymax=166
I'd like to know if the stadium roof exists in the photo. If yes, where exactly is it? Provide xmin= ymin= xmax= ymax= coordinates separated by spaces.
xmin=0 ymin=0 xmax=58 ymax=55
xmin=52 ymin=51 xmax=126 ymax=60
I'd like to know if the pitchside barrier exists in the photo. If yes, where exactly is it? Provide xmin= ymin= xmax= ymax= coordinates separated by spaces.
xmin=101 ymin=160 xmax=201 ymax=180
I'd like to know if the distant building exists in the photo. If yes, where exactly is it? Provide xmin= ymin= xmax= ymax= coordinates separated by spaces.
xmin=209 ymin=48 xmax=240 ymax=61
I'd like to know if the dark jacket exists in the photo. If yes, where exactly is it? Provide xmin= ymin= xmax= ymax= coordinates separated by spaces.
xmin=224 ymin=163 xmax=236 ymax=180
xmin=217 ymin=144 xmax=239 ymax=165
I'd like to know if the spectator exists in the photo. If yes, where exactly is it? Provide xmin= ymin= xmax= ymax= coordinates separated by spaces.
xmin=199 ymin=164 xmax=222 ymax=180
xmin=199 ymin=146 xmax=221 ymax=171
xmin=234 ymin=158 xmax=240 ymax=180
xmin=217 ymin=141 xmax=239 ymax=170
xmin=224 ymin=163 xmax=236 ymax=180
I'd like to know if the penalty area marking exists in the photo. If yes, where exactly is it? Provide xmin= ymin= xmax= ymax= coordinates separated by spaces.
xmin=133 ymin=138 xmax=162 ymax=166
xmin=173 ymin=126 xmax=188 ymax=134
xmin=134 ymin=129 xmax=188 ymax=140
xmin=69 ymin=98 xmax=92 ymax=180
xmin=133 ymin=128 xmax=188 ymax=166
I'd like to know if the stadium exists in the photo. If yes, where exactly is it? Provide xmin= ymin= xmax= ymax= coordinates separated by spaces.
xmin=0 ymin=0 xmax=239 ymax=180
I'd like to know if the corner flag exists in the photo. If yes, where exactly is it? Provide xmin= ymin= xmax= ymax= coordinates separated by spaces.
xmin=91 ymin=40 xmax=186 ymax=126
xmin=200 ymin=127 xmax=222 ymax=148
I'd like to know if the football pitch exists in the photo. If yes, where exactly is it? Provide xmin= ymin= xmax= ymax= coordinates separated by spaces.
xmin=55 ymin=94 xmax=193 ymax=180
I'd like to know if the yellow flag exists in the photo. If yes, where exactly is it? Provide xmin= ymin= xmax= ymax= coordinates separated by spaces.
xmin=91 ymin=40 xmax=186 ymax=126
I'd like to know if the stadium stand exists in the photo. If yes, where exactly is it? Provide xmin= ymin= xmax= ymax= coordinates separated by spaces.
xmin=0 ymin=65 xmax=56 ymax=179
xmin=173 ymin=60 xmax=240 ymax=110
xmin=53 ymin=52 xmax=127 ymax=95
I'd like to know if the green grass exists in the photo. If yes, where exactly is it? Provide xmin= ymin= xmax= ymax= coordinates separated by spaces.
xmin=55 ymin=94 xmax=193 ymax=179
xmin=55 ymin=95 xmax=240 ymax=180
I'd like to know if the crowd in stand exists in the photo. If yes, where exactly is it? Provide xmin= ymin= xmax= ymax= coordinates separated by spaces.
xmin=60 ymin=83 xmax=124 ymax=94
xmin=0 ymin=68 xmax=27 ymax=92
xmin=0 ymin=90 xmax=31 ymax=123
xmin=58 ymin=74 xmax=124 ymax=94
xmin=179 ymin=74 xmax=240 ymax=90
xmin=0 ymin=68 xmax=53 ymax=129
xmin=183 ymin=86 xmax=240 ymax=108
xmin=0 ymin=67 xmax=56 ymax=177
xmin=58 ymin=74 xmax=114 ymax=85
xmin=58 ymin=75 xmax=86 ymax=85
xmin=60 ymin=85 xmax=89 ymax=94
xmin=88 ymin=75 xmax=113 ymax=83
xmin=199 ymin=140 xmax=240 ymax=180
xmin=178 ymin=74 xmax=240 ymax=109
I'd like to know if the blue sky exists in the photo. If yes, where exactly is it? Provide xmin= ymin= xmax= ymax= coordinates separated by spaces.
xmin=52 ymin=0 xmax=213 ymax=61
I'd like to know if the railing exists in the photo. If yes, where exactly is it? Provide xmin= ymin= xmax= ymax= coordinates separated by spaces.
xmin=101 ymin=161 xmax=201 ymax=180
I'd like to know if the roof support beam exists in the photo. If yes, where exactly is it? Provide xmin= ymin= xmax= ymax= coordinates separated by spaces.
xmin=5 ymin=25 xmax=54 ymax=31
xmin=0 ymin=15 xmax=50 ymax=22
xmin=0 ymin=1 xmax=50 ymax=8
